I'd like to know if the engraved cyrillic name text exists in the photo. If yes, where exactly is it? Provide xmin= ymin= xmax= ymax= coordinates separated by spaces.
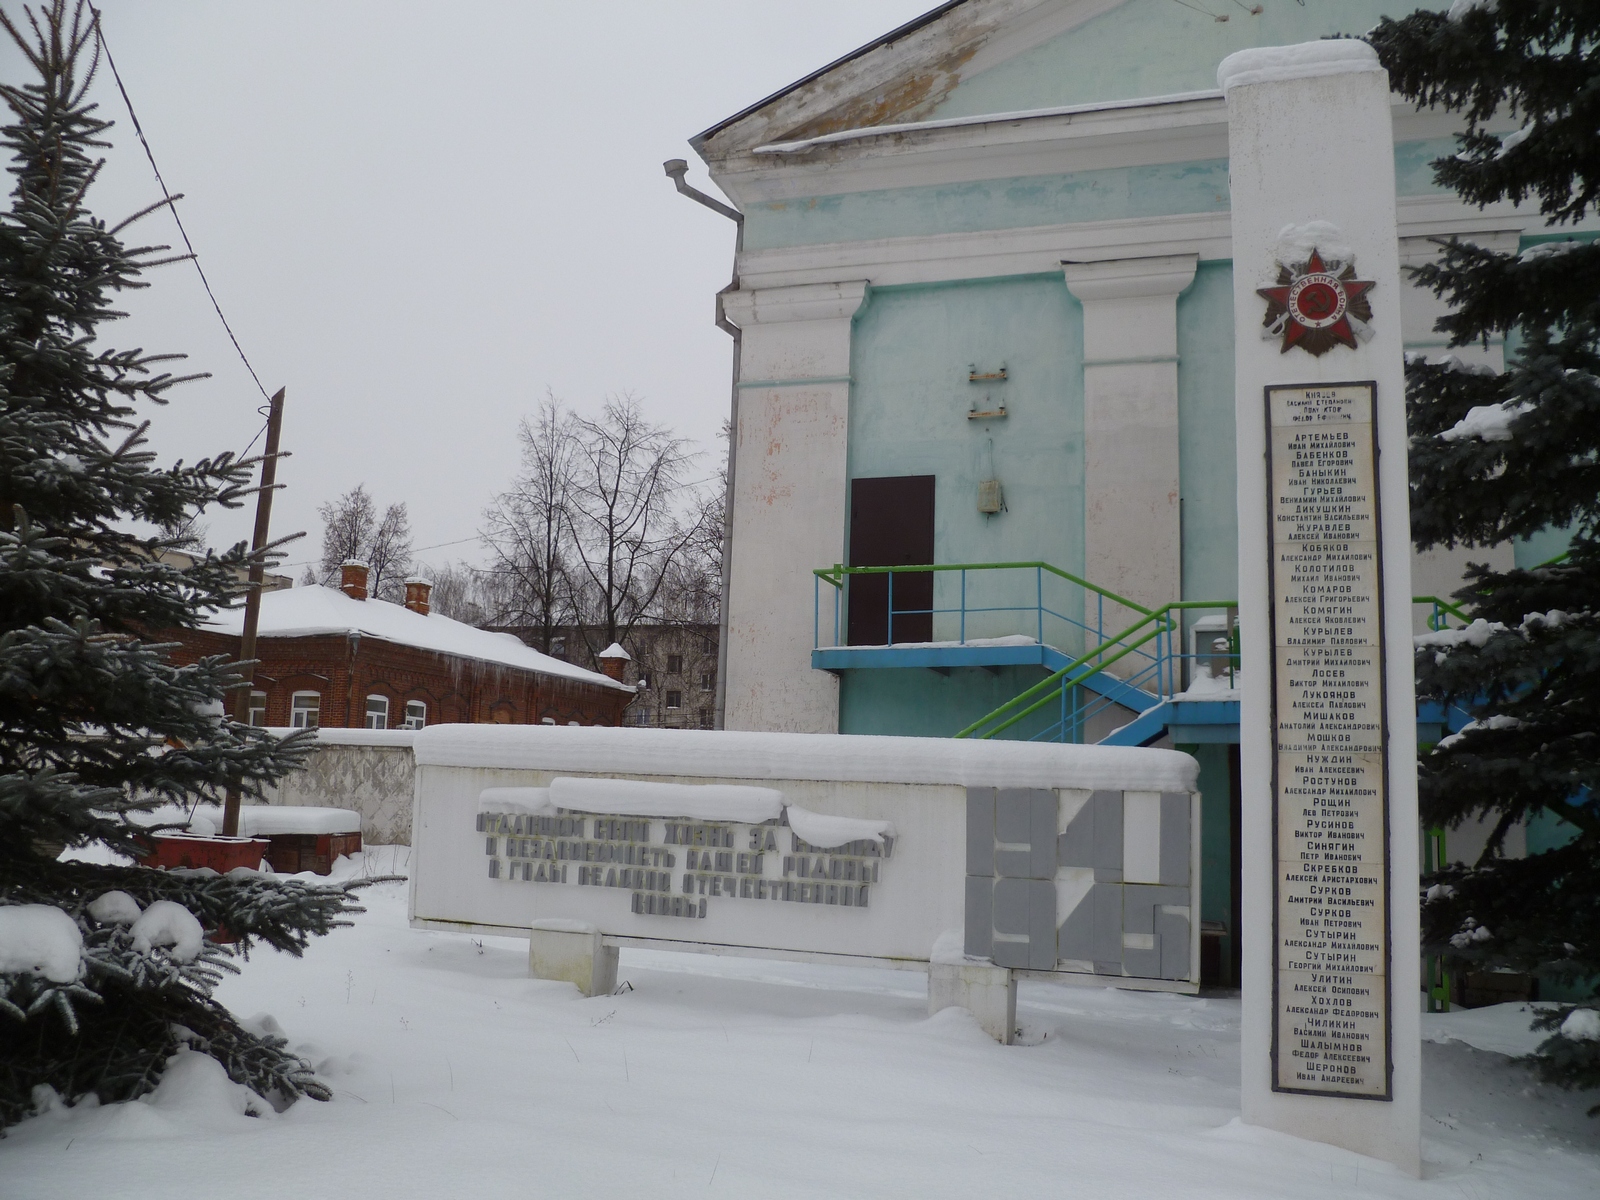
xmin=1267 ymin=383 xmax=1390 ymax=1099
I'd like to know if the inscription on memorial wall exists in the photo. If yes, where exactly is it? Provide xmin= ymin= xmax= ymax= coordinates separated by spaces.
xmin=1267 ymin=382 xmax=1391 ymax=1100
xmin=474 ymin=810 xmax=893 ymax=920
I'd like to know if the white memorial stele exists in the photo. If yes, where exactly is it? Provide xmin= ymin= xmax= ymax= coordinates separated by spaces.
xmin=1222 ymin=40 xmax=1421 ymax=1175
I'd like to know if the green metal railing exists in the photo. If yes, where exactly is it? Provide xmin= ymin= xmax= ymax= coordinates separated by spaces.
xmin=1415 ymin=594 xmax=1471 ymax=631
xmin=953 ymin=599 xmax=1235 ymax=741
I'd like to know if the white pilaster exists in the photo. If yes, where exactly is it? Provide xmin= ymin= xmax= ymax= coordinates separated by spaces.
xmin=1063 ymin=254 xmax=1197 ymax=631
xmin=720 ymin=281 xmax=868 ymax=734
xmin=1223 ymin=43 xmax=1420 ymax=1174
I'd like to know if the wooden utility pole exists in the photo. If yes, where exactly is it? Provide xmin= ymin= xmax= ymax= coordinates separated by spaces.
xmin=223 ymin=387 xmax=286 ymax=838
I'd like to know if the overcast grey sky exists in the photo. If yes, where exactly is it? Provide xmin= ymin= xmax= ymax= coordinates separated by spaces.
xmin=6 ymin=1 xmax=934 ymax=573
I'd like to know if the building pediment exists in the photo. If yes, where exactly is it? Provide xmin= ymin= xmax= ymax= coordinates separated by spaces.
xmin=692 ymin=0 xmax=1122 ymax=164
xmin=693 ymin=0 xmax=1419 ymax=195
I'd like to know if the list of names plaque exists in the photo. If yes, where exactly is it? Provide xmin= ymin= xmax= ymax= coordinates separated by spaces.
xmin=1266 ymin=382 xmax=1391 ymax=1100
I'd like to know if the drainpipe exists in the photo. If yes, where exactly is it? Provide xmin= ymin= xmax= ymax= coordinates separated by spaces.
xmin=664 ymin=158 xmax=742 ymax=731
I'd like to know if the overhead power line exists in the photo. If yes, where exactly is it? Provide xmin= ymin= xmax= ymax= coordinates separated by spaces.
xmin=89 ymin=6 xmax=272 ymax=407
xmin=284 ymin=535 xmax=483 ymax=571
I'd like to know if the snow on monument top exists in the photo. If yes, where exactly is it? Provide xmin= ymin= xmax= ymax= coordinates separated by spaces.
xmin=1217 ymin=39 xmax=1382 ymax=92
xmin=415 ymin=724 xmax=1199 ymax=793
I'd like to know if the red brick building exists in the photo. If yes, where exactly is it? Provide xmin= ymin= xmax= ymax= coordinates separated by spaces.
xmin=168 ymin=563 xmax=633 ymax=730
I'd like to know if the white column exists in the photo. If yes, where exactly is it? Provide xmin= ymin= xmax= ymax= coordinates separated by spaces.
xmin=720 ymin=281 xmax=868 ymax=734
xmin=1063 ymin=255 xmax=1197 ymax=634
xmin=1223 ymin=42 xmax=1420 ymax=1174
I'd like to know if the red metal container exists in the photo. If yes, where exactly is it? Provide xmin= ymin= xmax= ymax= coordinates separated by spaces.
xmin=263 ymin=831 xmax=362 ymax=876
xmin=138 ymin=833 xmax=269 ymax=873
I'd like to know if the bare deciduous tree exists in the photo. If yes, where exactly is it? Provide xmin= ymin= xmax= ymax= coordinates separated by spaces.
xmin=565 ymin=394 xmax=702 ymax=657
xmin=315 ymin=483 xmax=413 ymax=601
xmin=481 ymin=395 xmax=580 ymax=652
xmin=317 ymin=483 xmax=374 ymax=571
xmin=365 ymin=501 xmax=413 ymax=602
xmin=420 ymin=560 xmax=509 ymax=627
xmin=476 ymin=394 xmax=719 ymax=664
xmin=652 ymin=472 xmax=722 ymax=626
xmin=156 ymin=516 xmax=209 ymax=553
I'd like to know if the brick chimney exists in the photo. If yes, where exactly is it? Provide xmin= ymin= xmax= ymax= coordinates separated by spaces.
xmin=339 ymin=560 xmax=369 ymax=600
xmin=404 ymin=576 xmax=432 ymax=615
xmin=597 ymin=641 xmax=630 ymax=682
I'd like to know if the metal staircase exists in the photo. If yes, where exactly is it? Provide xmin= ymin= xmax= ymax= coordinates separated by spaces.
xmin=812 ymin=560 xmax=1474 ymax=746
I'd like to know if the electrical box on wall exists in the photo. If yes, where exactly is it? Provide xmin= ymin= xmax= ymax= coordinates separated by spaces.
xmin=977 ymin=479 xmax=1004 ymax=514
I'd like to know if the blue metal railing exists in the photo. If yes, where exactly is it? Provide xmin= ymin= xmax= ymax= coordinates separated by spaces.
xmin=815 ymin=560 xmax=1476 ymax=745
xmin=813 ymin=560 xmax=1148 ymax=665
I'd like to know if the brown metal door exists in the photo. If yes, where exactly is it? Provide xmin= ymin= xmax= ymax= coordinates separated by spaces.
xmin=848 ymin=475 xmax=935 ymax=645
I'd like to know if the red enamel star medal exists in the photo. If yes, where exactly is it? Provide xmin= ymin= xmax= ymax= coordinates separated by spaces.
xmin=1257 ymin=249 xmax=1375 ymax=356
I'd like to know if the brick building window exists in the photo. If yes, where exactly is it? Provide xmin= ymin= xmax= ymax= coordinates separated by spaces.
xmin=665 ymin=690 xmax=682 ymax=710
xmin=365 ymin=695 xmax=389 ymax=730
xmin=248 ymin=690 xmax=268 ymax=727
xmin=290 ymin=692 xmax=320 ymax=728
xmin=699 ymin=670 xmax=715 ymax=691
xmin=667 ymin=654 xmax=683 ymax=674
xmin=403 ymin=700 xmax=426 ymax=730
xmin=636 ymin=670 xmax=651 ymax=689
xmin=697 ymin=708 xmax=712 ymax=729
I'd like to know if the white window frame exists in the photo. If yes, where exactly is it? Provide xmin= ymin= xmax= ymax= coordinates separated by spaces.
xmin=248 ymin=690 xmax=268 ymax=727
xmin=403 ymin=699 xmax=426 ymax=730
xmin=290 ymin=691 xmax=320 ymax=729
xmin=365 ymin=694 xmax=389 ymax=730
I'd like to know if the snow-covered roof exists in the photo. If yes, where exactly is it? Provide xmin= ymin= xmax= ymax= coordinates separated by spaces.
xmin=202 ymin=586 xmax=629 ymax=691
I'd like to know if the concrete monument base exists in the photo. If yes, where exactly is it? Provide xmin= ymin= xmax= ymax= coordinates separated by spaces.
xmin=528 ymin=919 xmax=618 ymax=997
xmin=929 ymin=954 xmax=1016 ymax=1044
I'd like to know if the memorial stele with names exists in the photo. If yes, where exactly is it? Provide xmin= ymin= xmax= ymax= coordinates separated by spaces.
xmin=1267 ymin=382 xmax=1390 ymax=1099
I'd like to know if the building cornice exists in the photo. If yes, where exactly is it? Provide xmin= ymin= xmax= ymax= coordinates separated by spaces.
xmin=709 ymin=92 xmax=1492 ymax=210
xmin=732 ymin=196 xmax=1578 ymax=292
xmin=720 ymin=280 xmax=869 ymax=326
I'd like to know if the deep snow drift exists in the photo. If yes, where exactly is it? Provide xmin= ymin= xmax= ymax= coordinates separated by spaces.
xmin=3 ymin=847 xmax=1596 ymax=1199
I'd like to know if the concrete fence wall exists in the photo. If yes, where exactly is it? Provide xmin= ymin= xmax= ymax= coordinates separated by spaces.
xmin=255 ymin=728 xmax=417 ymax=845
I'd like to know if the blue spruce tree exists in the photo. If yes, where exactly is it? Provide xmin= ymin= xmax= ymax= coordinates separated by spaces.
xmin=1368 ymin=1 xmax=1600 ymax=1108
xmin=0 ymin=0 xmax=360 ymax=1126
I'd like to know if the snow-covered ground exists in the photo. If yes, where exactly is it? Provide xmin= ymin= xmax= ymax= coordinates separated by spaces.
xmin=4 ymin=847 xmax=1597 ymax=1199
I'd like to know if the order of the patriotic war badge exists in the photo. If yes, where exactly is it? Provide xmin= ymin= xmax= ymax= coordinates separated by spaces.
xmin=1257 ymin=248 xmax=1375 ymax=356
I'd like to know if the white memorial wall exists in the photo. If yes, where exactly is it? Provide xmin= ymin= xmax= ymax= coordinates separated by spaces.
xmin=409 ymin=726 xmax=1201 ymax=1018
